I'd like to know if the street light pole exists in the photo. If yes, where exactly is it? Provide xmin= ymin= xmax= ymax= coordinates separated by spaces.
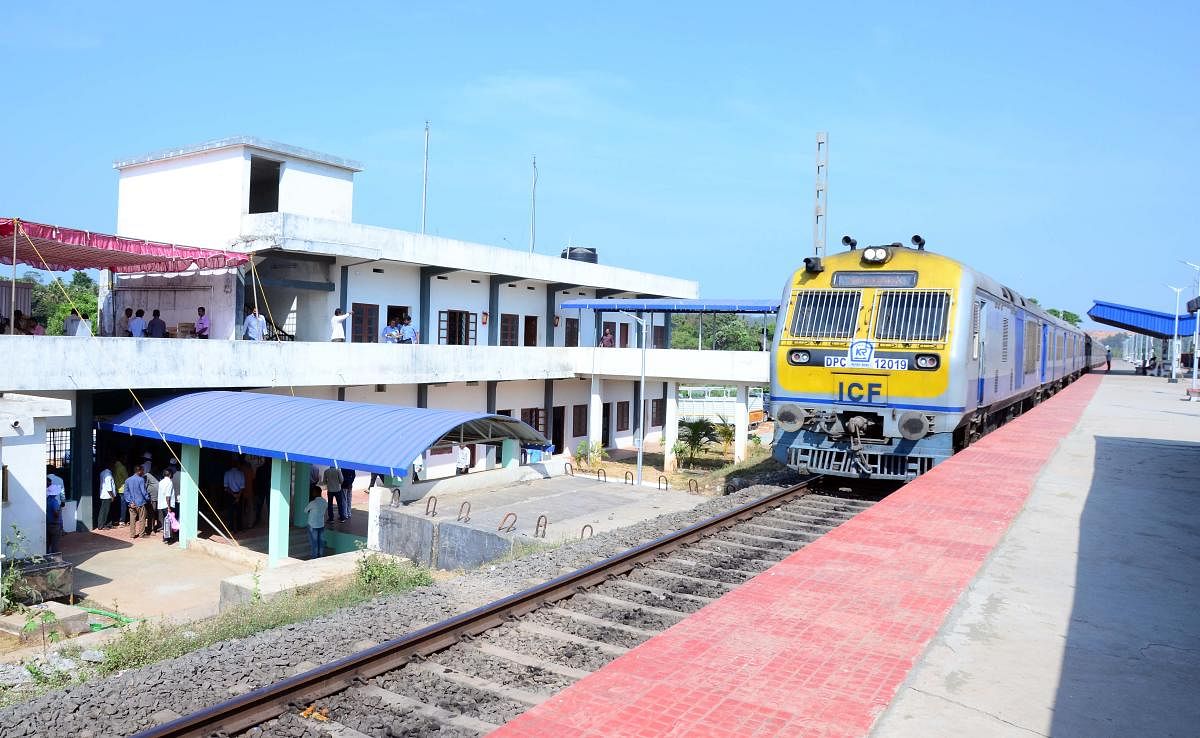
xmin=1184 ymin=261 xmax=1200 ymax=395
xmin=1168 ymin=285 xmax=1183 ymax=384
xmin=620 ymin=310 xmax=649 ymax=486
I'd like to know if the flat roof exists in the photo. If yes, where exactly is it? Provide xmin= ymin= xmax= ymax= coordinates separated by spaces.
xmin=113 ymin=136 xmax=364 ymax=172
xmin=560 ymin=298 xmax=779 ymax=313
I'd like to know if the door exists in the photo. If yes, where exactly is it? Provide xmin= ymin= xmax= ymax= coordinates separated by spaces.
xmin=1014 ymin=315 xmax=1024 ymax=389
xmin=975 ymin=300 xmax=987 ymax=405
xmin=601 ymin=403 xmax=612 ymax=448
xmin=619 ymin=323 xmax=630 ymax=347
xmin=551 ymin=406 xmax=565 ymax=454
xmin=524 ymin=316 xmax=538 ymax=346
xmin=351 ymin=302 xmax=379 ymax=343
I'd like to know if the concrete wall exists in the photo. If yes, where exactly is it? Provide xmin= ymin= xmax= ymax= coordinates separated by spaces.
xmin=341 ymin=261 xmax=420 ymax=342
xmin=428 ymin=272 xmax=488 ymax=343
xmin=0 ymin=418 xmax=49 ymax=556
xmin=117 ymin=148 xmax=248 ymax=249
xmin=278 ymin=158 xmax=353 ymax=223
xmin=257 ymin=255 xmax=336 ymax=341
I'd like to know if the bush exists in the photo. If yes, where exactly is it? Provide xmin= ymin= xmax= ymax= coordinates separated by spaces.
xmin=354 ymin=553 xmax=432 ymax=595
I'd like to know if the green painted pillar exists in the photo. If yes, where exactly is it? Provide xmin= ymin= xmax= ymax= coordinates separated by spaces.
xmin=292 ymin=462 xmax=310 ymax=528
xmin=268 ymin=461 xmax=292 ymax=568
xmin=501 ymin=438 xmax=520 ymax=468
xmin=179 ymin=444 xmax=200 ymax=550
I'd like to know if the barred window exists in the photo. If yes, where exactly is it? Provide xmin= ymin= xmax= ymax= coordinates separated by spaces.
xmin=789 ymin=290 xmax=861 ymax=339
xmin=872 ymin=290 xmax=951 ymax=342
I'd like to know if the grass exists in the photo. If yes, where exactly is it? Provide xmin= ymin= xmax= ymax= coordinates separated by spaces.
xmin=0 ymin=553 xmax=433 ymax=706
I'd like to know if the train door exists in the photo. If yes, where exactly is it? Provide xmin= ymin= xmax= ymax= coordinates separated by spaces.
xmin=975 ymin=299 xmax=987 ymax=405
xmin=1014 ymin=314 xmax=1025 ymax=390
xmin=1040 ymin=324 xmax=1048 ymax=383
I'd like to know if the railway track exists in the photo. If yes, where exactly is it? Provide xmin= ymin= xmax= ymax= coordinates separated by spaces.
xmin=137 ymin=480 xmax=882 ymax=738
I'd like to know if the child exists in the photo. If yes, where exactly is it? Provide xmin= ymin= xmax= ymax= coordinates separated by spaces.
xmin=305 ymin=484 xmax=327 ymax=559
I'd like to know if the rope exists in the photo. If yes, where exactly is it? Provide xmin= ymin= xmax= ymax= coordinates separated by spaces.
xmin=16 ymin=221 xmax=240 ymax=545
xmin=246 ymin=252 xmax=295 ymax=397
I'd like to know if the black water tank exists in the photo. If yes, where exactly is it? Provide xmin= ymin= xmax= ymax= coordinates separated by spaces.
xmin=561 ymin=246 xmax=598 ymax=264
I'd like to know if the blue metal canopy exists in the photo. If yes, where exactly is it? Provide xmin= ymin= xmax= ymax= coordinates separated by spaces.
xmin=560 ymin=298 xmax=779 ymax=313
xmin=97 ymin=391 xmax=550 ymax=477
xmin=1088 ymin=301 xmax=1196 ymax=339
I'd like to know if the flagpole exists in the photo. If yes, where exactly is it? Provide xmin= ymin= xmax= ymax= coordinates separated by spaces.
xmin=529 ymin=156 xmax=537 ymax=253
xmin=420 ymin=121 xmax=430 ymax=234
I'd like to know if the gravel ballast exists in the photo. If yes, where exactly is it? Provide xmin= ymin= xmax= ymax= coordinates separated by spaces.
xmin=0 ymin=478 xmax=804 ymax=738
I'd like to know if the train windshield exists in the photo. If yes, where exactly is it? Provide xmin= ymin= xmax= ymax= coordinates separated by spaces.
xmin=789 ymin=289 xmax=861 ymax=339
xmin=872 ymin=289 xmax=952 ymax=342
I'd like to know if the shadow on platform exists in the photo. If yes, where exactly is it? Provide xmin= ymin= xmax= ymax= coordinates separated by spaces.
xmin=1051 ymin=436 xmax=1200 ymax=736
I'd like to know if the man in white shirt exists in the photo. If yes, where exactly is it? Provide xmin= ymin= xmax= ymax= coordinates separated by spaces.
xmin=243 ymin=307 xmax=266 ymax=341
xmin=456 ymin=445 xmax=471 ymax=475
xmin=330 ymin=308 xmax=351 ymax=342
xmin=157 ymin=466 xmax=176 ymax=543
xmin=97 ymin=462 xmax=115 ymax=529
xmin=75 ymin=312 xmax=93 ymax=336
xmin=194 ymin=306 xmax=210 ymax=339
xmin=129 ymin=309 xmax=147 ymax=337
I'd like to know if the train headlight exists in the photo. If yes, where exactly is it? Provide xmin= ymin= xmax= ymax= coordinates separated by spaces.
xmin=788 ymin=349 xmax=811 ymax=365
xmin=914 ymin=354 xmax=940 ymax=370
xmin=775 ymin=404 xmax=806 ymax=432
xmin=862 ymin=247 xmax=890 ymax=263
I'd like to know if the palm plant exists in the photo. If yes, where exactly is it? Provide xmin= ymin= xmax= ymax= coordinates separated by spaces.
xmin=714 ymin=415 xmax=736 ymax=457
xmin=677 ymin=418 xmax=718 ymax=468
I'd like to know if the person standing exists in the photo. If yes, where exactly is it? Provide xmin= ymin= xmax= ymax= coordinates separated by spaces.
xmin=321 ymin=465 xmax=343 ymax=522
xmin=113 ymin=456 xmax=130 ymax=526
xmin=243 ymin=307 xmax=266 ymax=341
xmin=147 ymin=309 xmax=168 ymax=338
xmin=118 ymin=307 xmax=133 ymax=337
xmin=330 ymin=308 xmax=351 ymax=342
xmin=75 ymin=312 xmax=92 ymax=337
xmin=381 ymin=319 xmax=399 ymax=344
xmin=46 ymin=479 xmax=63 ymax=554
xmin=123 ymin=466 xmax=149 ymax=538
xmin=223 ymin=457 xmax=247 ymax=532
xmin=97 ymin=461 xmax=115 ymax=529
xmin=398 ymin=316 xmax=418 ymax=344
xmin=142 ymin=462 xmax=160 ymax=534
xmin=338 ymin=468 xmax=355 ymax=522
xmin=1105 ymin=345 xmax=1112 ymax=372
xmin=455 ymin=444 xmax=471 ymax=475
xmin=305 ymin=485 xmax=327 ymax=559
xmin=129 ymin=309 xmax=147 ymax=338
xmin=194 ymin=306 xmax=210 ymax=339
xmin=599 ymin=327 xmax=615 ymax=347
xmin=157 ymin=465 xmax=175 ymax=544
xmin=64 ymin=309 xmax=80 ymax=337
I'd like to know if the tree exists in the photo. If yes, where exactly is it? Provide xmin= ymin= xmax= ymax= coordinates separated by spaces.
xmin=713 ymin=416 xmax=736 ymax=457
xmin=1045 ymin=308 xmax=1082 ymax=327
xmin=670 ymin=313 xmax=768 ymax=351
xmin=26 ymin=271 xmax=98 ymax=335
xmin=676 ymin=418 xmax=718 ymax=467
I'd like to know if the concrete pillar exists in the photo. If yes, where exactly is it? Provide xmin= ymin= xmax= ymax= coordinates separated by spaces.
xmin=663 ymin=381 xmax=678 ymax=472
xmin=179 ymin=444 xmax=200 ymax=550
xmin=588 ymin=375 xmax=603 ymax=448
xmin=419 ymin=269 xmax=432 ymax=345
xmin=268 ymin=460 xmax=291 ymax=568
xmin=664 ymin=314 xmax=673 ymax=349
xmin=635 ymin=311 xmax=644 ymax=348
xmin=501 ymin=438 xmax=520 ymax=468
xmin=486 ymin=381 xmax=498 ymax=414
xmin=71 ymin=391 xmax=94 ymax=531
xmin=291 ymin=461 xmax=310 ymax=528
xmin=594 ymin=311 xmax=603 ymax=347
xmin=367 ymin=485 xmax=385 ymax=551
xmin=543 ymin=379 xmax=554 ymax=447
xmin=632 ymin=379 xmax=642 ymax=441
xmin=545 ymin=286 xmax=556 ymax=347
xmin=734 ymin=384 xmax=749 ymax=463
xmin=488 ymin=276 xmax=503 ymax=346
xmin=417 ymin=383 xmax=428 ymax=408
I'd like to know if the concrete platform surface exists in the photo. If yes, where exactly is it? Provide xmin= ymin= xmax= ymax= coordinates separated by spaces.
xmin=490 ymin=374 xmax=1102 ymax=738
xmin=872 ymin=372 xmax=1200 ymax=738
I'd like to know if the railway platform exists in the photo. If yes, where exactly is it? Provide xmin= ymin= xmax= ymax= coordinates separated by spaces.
xmin=491 ymin=367 xmax=1200 ymax=737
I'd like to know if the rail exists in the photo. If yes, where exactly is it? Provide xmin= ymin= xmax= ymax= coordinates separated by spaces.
xmin=135 ymin=478 xmax=819 ymax=738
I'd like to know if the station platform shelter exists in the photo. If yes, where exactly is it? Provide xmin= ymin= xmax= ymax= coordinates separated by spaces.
xmin=493 ymin=363 xmax=1200 ymax=737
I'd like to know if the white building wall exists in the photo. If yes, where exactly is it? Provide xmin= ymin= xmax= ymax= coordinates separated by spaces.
xmin=426 ymin=383 xmax=487 ymax=412
xmin=278 ymin=159 xmax=353 ymax=222
xmin=1 ymin=419 xmax=50 ymax=556
xmin=257 ymin=257 xmax=336 ymax=342
xmin=429 ymin=273 xmax=488 ymax=343
xmin=343 ymin=384 xmax=419 ymax=406
xmin=342 ymin=261 xmax=421 ymax=342
xmin=497 ymin=281 xmax=547 ymax=346
xmin=116 ymin=148 xmax=248 ymax=249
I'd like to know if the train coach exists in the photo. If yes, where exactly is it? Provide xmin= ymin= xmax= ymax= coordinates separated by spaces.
xmin=770 ymin=235 xmax=1104 ymax=481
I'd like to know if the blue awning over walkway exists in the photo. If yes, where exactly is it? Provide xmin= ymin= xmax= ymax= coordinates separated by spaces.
xmin=97 ymin=391 xmax=550 ymax=476
xmin=1088 ymin=301 xmax=1196 ymax=339
xmin=560 ymin=298 xmax=779 ymax=313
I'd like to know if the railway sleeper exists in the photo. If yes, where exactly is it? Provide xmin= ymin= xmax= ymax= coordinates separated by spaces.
xmin=430 ymin=642 xmax=576 ymax=694
xmin=409 ymin=660 xmax=547 ymax=707
xmin=540 ymin=605 xmax=660 ymax=641
xmin=689 ymin=538 xmax=789 ymax=563
xmin=516 ymin=620 xmax=631 ymax=658
xmin=721 ymin=529 xmax=802 ymax=551
xmin=602 ymin=578 xmax=713 ymax=613
xmin=355 ymin=683 xmax=500 ymax=734
xmin=570 ymin=591 xmax=689 ymax=624
xmin=761 ymin=509 xmax=856 ymax=526
xmin=737 ymin=521 xmax=827 ymax=541
xmin=662 ymin=554 xmax=763 ymax=582
xmin=471 ymin=640 xmax=593 ymax=681
xmin=635 ymin=565 xmax=737 ymax=592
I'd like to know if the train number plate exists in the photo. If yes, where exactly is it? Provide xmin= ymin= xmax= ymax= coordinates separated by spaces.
xmin=824 ymin=356 xmax=908 ymax=370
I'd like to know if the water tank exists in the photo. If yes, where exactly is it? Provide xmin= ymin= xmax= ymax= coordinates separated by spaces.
xmin=561 ymin=246 xmax=598 ymax=264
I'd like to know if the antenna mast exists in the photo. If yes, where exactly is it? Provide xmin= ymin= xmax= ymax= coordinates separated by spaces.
xmin=420 ymin=121 xmax=430 ymax=234
xmin=813 ymin=132 xmax=828 ymax=256
xmin=529 ymin=155 xmax=538 ymax=253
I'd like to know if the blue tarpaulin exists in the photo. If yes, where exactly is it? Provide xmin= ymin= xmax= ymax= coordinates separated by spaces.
xmin=97 ymin=391 xmax=549 ymax=476
xmin=560 ymin=298 xmax=779 ymax=313
xmin=1088 ymin=301 xmax=1196 ymax=339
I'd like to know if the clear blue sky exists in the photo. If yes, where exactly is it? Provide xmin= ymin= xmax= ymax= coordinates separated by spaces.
xmin=4 ymin=1 xmax=1198 ymax=324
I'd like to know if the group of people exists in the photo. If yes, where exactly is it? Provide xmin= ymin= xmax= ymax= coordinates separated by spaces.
xmin=118 ymin=306 xmax=210 ymax=339
xmin=379 ymin=315 xmax=419 ymax=344
xmin=97 ymin=452 xmax=179 ymax=543
xmin=4 ymin=308 xmax=91 ymax=336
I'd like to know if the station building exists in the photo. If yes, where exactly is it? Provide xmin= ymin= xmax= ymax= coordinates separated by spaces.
xmin=2 ymin=137 xmax=768 ymax=560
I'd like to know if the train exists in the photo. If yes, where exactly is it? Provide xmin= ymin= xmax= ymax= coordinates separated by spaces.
xmin=769 ymin=235 xmax=1104 ymax=481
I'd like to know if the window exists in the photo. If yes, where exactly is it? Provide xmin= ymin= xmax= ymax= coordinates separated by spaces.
xmin=438 ymin=310 xmax=477 ymax=345
xmin=872 ymin=290 xmax=951 ymax=342
xmin=565 ymin=318 xmax=580 ymax=347
xmin=524 ymin=316 xmax=538 ymax=346
xmin=45 ymin=428 xmax=72 ymax=467
xmin=1023 ymin=322 xmax=1039 ymax=374
xmin=521 ymin=407 xmax=545 ymax=434
xmin=351 ymin=302 xmax=379 ymax=343
xmin=387 ymin=304 xmax=411 ymax=326
xmin=617 ymin=401 xmax=630 ymax=431
xmin=500 ymin=313 xmax=519 ymax=346
xmin=790 ymin=289 xmax=861 ymax=339
xmin=1002 ymin=318 xmax=1010 ymax=363
xmin=497 ymin=409 xmax=512 ymax=417
xmin=619 ymin=323 xmax=630 ymax=347
xmin=248 ymin=157 xmax=281 ymax=214
xmin=651 ymin=398 xmax=666 ymax=426
xmin=572 ymin=404 xmax=588 ymax=437
xmin=652 ymin=325 xmax=666 ymax=348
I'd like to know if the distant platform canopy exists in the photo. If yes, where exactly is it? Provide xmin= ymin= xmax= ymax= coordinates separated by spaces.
xmin=1088 ymin=300 xmax=1196 ymax=339
xmin=560 ymin=298 xmax=779 ymax=313
xmin=1 ymin=217 xmax=249 ymax=274
xmin=98 ymin=391 xmax=550 ymax=477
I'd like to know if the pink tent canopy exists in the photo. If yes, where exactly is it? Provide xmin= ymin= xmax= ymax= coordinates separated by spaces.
xmin=1 ymin=217 xmax=249 ymax=274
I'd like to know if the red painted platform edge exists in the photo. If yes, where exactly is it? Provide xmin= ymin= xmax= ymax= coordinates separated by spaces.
xmin=489 ymin=374 xmax=1103 ymax=738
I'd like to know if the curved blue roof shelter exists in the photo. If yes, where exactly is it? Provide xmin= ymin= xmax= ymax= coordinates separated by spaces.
xmin=561 ymin=298 xmax=778 ymax=313
xmin=1088 ymin=301 xmax=1196 ymax=340
xmin=99 ymin=391 xmax=550 ymax=477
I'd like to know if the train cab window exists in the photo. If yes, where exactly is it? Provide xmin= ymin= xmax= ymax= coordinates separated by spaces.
xmin=790 ymin=290 xmax=861 ymax=339
xmin=873 ymin=290 xmax=951 ymax=342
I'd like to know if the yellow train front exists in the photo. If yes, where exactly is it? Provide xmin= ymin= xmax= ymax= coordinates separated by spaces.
xmin=770 ymin=236 xmax=1095 ymax=481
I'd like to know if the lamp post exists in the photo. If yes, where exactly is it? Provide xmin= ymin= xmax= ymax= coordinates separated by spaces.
xmin=1168 ymin=285 xmax=1183 ymax=383
xmin=619 ymin=310 xmax=649 ymax=486
xmin=1184 ymin=261 xmax=1200 ymax=395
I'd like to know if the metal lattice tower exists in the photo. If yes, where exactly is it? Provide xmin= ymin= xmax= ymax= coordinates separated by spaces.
xmin=813 ymin=132 xmax=828 ymax=256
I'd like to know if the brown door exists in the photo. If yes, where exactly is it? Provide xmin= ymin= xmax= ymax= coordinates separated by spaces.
xmin=552 ymin=406 xmax=565 ymax=454
xmin=565 ymin=317 xmax=580 ymax=347
xmin=524 ymin=316 xmax=538 ymax=346
xmin=619 ymin=323 xmax=630 ymax=347
xmin=351 ymin=302 xmax=379 ymax=343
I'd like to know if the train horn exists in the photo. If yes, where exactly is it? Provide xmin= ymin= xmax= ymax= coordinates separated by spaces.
xmin=841 ymin=235 xmax=857 ymax=250
xmin=911 ymin=234 xmax=925 ymax=250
